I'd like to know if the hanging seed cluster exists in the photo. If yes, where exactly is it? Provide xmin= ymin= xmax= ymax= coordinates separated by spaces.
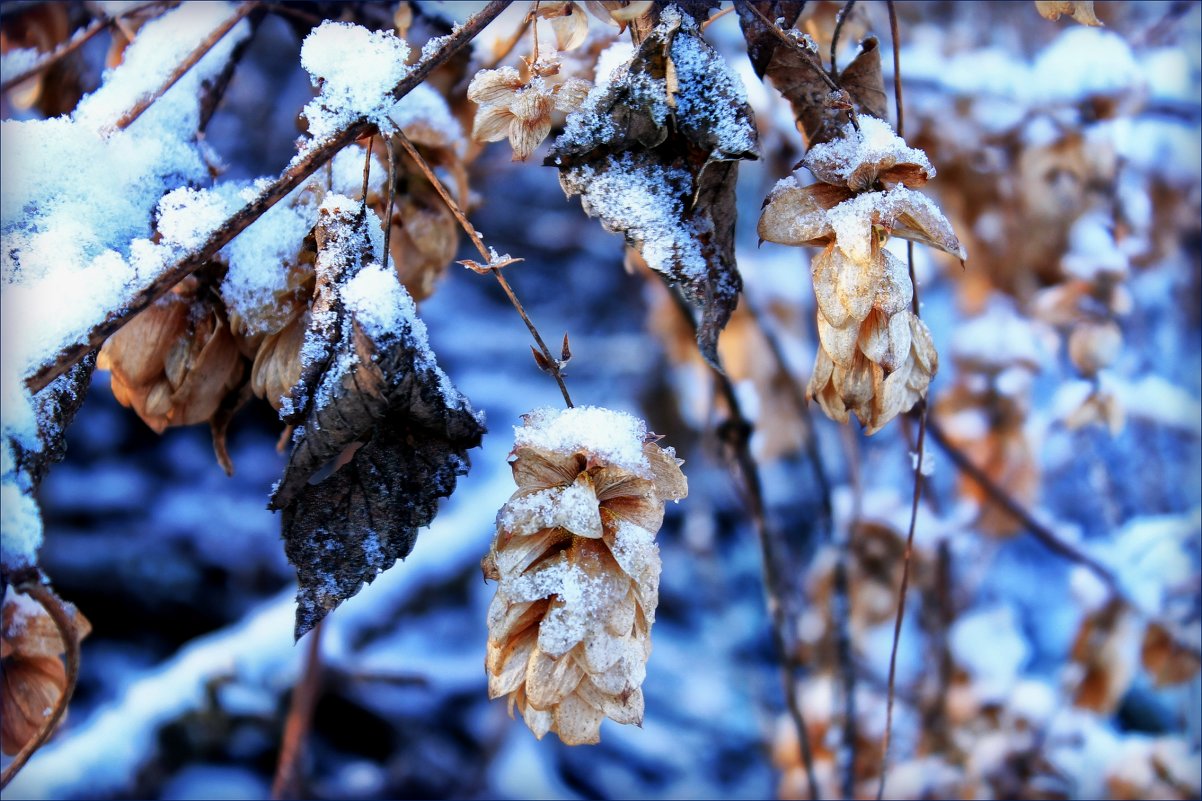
xmin=759 ymin=116 xmax=966 ymax=433
xmin=483 ymin=407 xmax=686 ymax=744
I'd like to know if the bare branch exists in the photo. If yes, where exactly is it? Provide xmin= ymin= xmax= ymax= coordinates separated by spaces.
xmin=389 ymin=129 xmax=575 ymax=409
xmin=661 ymin=279 xmax=822 ymax=801
xmin=0 ymin=2 xmax=170 ymax=95
xmin=25 ymin=0 xmax=510 ymax=395
xmin=271 ymin=621 xmax=324 ymax=800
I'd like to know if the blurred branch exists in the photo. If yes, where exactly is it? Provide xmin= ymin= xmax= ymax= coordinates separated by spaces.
xmin=926 ymin=417 xmax=1120 ymax=587
xmin=26 ymin=0 xmax=509 ymax=395
xmin=0 ymin=2 xmax=170 ymax=95
xmin=0 ymin=578 xmax=82 ymax=790
xmin=662 ymin=280 xmax=822 ymax=801
xmin=272 ymin=621 xmax=324 ymax=800
xmin=829 ymin=0 xmax=856 ymax=78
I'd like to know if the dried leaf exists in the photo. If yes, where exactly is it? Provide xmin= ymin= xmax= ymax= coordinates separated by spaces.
xmin=271 ymin=197 xmax=484 ymax=638
xmin=758 ymin=180 xmax=851 ymax=247
xmin=1141 ymin=624 xmax=1202 ymax=687
xmin=736 ymin=3 xmax=883 ymax=146
xmin=1035 ymin=0 xmax=1103 ymax=26
xmin=551 ymin=7 xmax=758 ymax=368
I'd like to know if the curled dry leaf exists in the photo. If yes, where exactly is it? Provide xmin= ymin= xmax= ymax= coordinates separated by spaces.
xmin=584 ymin=1 xmax=654 ymax=31
xmin=1034 ymin=0 xmax=1103 ymax=26
xmin=484 ymin=406 xmax=686 ymax=745
xmin=534 ymin=2 xmax=591 ymax=52
xmin=1069 ymin=598 xmax=1142 ymax=714
xmin=551 ymin=6 xmax=758 ymax=368
xmin=0 ymin=589 xmax=91 ymax=756
xmin=736 ymin=2 xmax=885 ymax=146
xmin=271 ymin=196 xmax=484 ymax=638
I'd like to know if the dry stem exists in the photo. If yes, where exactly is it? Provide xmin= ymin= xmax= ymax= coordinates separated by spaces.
xmin=0 ymin=2 xmax=169 ymax=95
xmin=663 ymin=282 xmax=822 ymax=801
xmin=271 ymin=620 xmax=324 ymax=800
xmin=113 ymin=1 xmax=258 ymax=130
xmin=389 ymin=129 xmax=574 ymax=408
xmin=829 ymin=0 xmax=857 ymax=79
xmin=26 ymin=0 xmax=510 ymax=395
xmin=877 ymin=11 xmax=926 ymax=793
xmin=0 ymin=579 xmax=83 ymax=790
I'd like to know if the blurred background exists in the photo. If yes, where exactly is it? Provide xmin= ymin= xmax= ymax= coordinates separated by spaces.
xmin=2 ymin=1 xmax=1200 ymax=798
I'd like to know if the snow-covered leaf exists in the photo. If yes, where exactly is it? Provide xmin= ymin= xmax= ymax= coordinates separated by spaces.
xmin=551 ymin=6 xmax=757 ymax=368
xmin=269 ymin=195 xmax=484 ymax=638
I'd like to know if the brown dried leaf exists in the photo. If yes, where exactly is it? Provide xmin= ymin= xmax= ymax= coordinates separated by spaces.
xmin=736 ymin=3 xmax=883 ymax=146
xmin=551 ymin=7 xmax=757 ymax=368
xmin=1035 ymin=0 xmax=1103 ymax=26
xmin=1141 ymin=623 xmax=1202 ymax=687
xmin=758 ymin=180 xmax=851 ymax=247
xmin=270 ymin=199 xmax=484 ymax=638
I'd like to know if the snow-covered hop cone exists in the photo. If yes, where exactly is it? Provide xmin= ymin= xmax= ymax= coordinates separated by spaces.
xmin=759 ymin=116 xmax=965 ymax=433
xmin=483 ymin=406 xmax=687 ymax=744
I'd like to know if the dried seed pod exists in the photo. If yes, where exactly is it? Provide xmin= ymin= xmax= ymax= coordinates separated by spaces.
xmin=760 ymin=116 xmax=962 ymax=434
xmin=484 ymin=406 xmax=686 ymax=744
xmin=468 ymin=67 xmax=592 ymax=161
xmin=0 ymin=590 xmax=90 ymax=756
xmin=100 ymin=279 xmax=245 ymax=434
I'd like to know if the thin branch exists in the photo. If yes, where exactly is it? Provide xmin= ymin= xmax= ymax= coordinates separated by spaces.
xmin=481 ymin=10 xmax=531 ymax=69
xmin=877 ymin=16 xmax=924 ymax=793
xmin=734 ymin=0 xmax=841 ymax=95
xmin=829 ymin=0 xmax=857 ymax=79
xmin=382 ymin=137 xmax=397 ymax=275
xmin=886 ymin=1 xmax=905 ymax=138
xmin=113 ymin=1 xmax=257 ymax=130
xmin=663 ymin=281 xmax=821 ymax=801
xmin=271 ymin=621 xmax=324 ymax=800
xmin=0 ymin=580 xmax=83 ymax=790
xmin=0 ymin=2 xmax=168 ymax=94
xmin=700 ymin=5 xmax=735 ymax=31
xmin=924 ymin=418 xmax=1119 ymax=590
xmin=876 ymin=405 xmax=926 ymax=801
xmin=389 ymin=129 xmax=574 ymax=408
xmin=26 ymin=0 xmax=510 ymax=395
xmin=741 ymin=301 xmax=848 ymax=796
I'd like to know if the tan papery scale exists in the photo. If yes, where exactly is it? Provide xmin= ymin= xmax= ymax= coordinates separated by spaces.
xmin=484 ymin=413 xmax=686 ymax=745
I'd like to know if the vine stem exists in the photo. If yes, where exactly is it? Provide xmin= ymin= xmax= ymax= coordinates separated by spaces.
xmin=113 ymin=1 xmax=258 ymax=131
xmin=924 ymin=417 xmax=1201 ymax=662
xmin=388 ymin=129 xmax=574 ymax=408
xmin=26 ymin=0 xmax=510 ymax=395
xmin=829 ymin=0 xmax=857 ymax=79
xmin=735 ymin=1 xmax=837 ymax=95
xmin=271 ymin=620 xmax=324 ymax=800
xmin=662 ymin=281 xmax=821 ymax=801
xmin=742 ymin=302 xmax=851 ymax=798
xmin=0 ymin=580 xmax=83 ymax=790
xmin=878 ymin=5 xmax=922 ymax=796
xmin=0 ymin=2 xmax=170 ymax=95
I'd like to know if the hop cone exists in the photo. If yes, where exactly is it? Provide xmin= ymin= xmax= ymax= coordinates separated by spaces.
xmin=483 ymin=407 xmax=687 ymax=744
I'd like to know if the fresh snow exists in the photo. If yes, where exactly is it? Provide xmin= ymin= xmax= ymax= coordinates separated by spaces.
xmin=299 ymin=21 xmax=411 ymax=149
xmin=514 ymin=406 xmax=651 ymax=478
xmin=0 ymin=1 xmax=251 ymax=568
